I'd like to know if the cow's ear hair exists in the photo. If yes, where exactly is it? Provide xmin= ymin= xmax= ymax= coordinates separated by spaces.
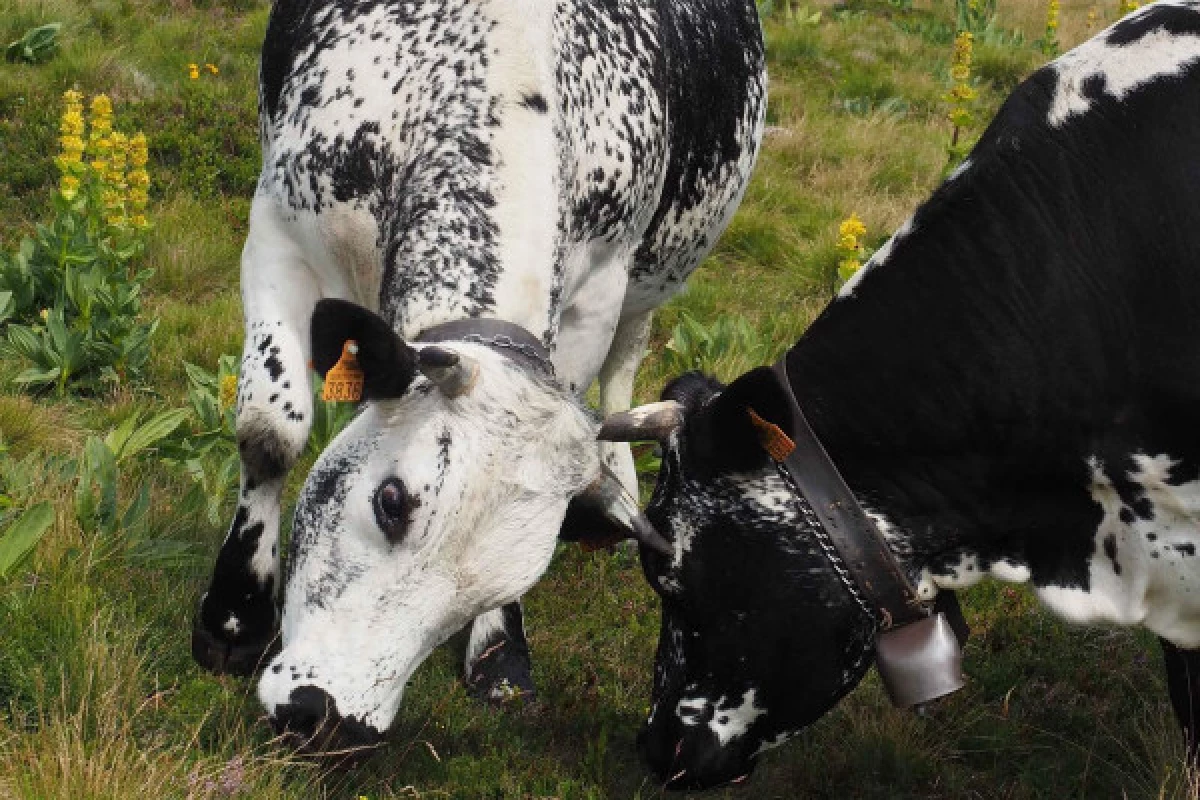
xmin=688 ymin=366 xmax=793 ymax=474
xmin=310 ymin=299 xmax=419 ymax=399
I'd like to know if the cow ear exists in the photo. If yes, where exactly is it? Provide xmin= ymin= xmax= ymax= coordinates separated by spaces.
xmin=558 ymin=465 xmax=673 ymax=555
xmin=688 ymin=366 xmax=794 ymax=474
xmin=310 ymin=299 xmax=419 ymax=399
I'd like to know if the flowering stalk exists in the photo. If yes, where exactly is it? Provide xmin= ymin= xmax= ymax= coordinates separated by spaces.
xmin=55 ymin=89 xmax=86 ymax=202
xmin=127 ymin=133 xmax=150 ymax=229
xmin=946 ymin=32 xmax=976 ymax=150
xmin=1043 ymin=0 xmax=1060 ymax=55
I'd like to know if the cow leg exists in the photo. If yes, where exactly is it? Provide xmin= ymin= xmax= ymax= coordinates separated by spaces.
xmin=597 ymin=309 xmax=654 ymax=495
xmin=464 ymin=602 xmax=535 ymax=704
xmin=1161 ymin=637 xmax=1200 ymax=763
xmin=193 ymin=213 xmax=320 ymax=676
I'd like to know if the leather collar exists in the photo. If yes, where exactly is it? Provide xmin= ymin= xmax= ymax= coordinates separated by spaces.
xmin=767 ymin=358 xmax=927 ymax=630
xmin=416 ymin=318 xmax=556 ymax=379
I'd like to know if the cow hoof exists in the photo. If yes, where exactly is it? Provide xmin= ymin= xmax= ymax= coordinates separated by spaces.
xmin=465 ymin=643 xmax=536 ymax=706
xmin=191 ymin=617 xmax=279 ymax=676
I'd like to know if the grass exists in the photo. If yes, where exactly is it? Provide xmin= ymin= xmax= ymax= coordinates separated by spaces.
xmin=0 ymin=0 xmax=1190 ymax=797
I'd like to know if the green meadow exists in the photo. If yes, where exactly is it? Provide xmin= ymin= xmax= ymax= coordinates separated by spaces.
xmin=0 ymin=0 xmax=1193 ymax=797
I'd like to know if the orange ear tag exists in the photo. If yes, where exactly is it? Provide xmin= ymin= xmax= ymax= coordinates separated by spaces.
xmin=747 ymin=408 xmax=796 ymax=461
xmin=322 ymin=340 xmax=365 ymax=402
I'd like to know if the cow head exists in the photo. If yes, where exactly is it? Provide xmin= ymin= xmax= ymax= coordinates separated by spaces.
xmin=257 ymin=299 xmax=669 ymax=753
xmin=602 ymin=370 xmax=877 ymax=789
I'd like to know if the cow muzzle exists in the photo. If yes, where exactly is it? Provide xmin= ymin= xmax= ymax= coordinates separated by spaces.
xmin=270 ymin=685 xmax=382 ymax=761
xmin=638 ymin=706 xmax=757 ymax=790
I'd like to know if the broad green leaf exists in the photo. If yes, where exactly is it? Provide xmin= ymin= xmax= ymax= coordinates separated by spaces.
xmin=104 ymin=412 xmax=142 ymax=460
xmin=118 ymin=408 xmax=190 ymax=461
xmin=0 ymin=502 xmax=54 ymax=578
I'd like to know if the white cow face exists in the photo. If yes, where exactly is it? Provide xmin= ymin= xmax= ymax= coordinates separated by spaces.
xmin=258 ymin=300 xmax=667 ymax=751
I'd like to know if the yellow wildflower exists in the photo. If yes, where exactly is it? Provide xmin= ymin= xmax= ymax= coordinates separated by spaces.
xmin=89 ymin=95 xmax=113 ymax=133
xmin=109 ymin=132 xmax=128 ymax=176
xmin=130 ymin=214 xmax=149 ymax=229
xmin=839 ymin=214 xmax=867 ymax=242
xmin=951 ymin=31 xmax=973 ymax=70
xmin=206 ymin=63 xmax=219 ymax=75
xmin=129 ymin=132 xmax=148 ymax=168
xmin=219 ymin=374 xmax=239 ymax=411
xmin=1087 ymin=6 xmax=1099 ymax=27
xmin=188 ymin=63 xmax=200 ymax=80
xmin=88 ymin=95 xmax=114 ymax=176
xmin=59 ymin=174 xmax=80 ymax=201
xmin=56 ymin=91 xmax=87 ymax=175
xmin=57 ymin=135 xmax=85 ymax=169
xmin=947 ymin=83 xmax=976 ymax=103
xmin=127 ymin=188 xmax=149 ymax=213
xmin=836 ymin=214 xmax=867 ymax=282
xmin=949 ymin=107 xmax=973 ymax=129
xmin=1119 ymin=0 xmax=1139 ymax=15
xmin=39 ymin=308 xmax=48 ymax=322
xmin=60 ymin=109 xmax=84 ymax=138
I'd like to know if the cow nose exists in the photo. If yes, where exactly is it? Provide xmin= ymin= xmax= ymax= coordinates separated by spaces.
xmin=271 ymin=685 xmax=382 ymax=758
xmin=638 ymin=717 xmax=756 ymax=790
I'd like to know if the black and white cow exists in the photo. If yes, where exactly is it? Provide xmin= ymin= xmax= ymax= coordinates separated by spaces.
xmin=189 ymin=0 xmax=766 ymax=753
xmin=603 ymin=2 xmax=1200 ymax=788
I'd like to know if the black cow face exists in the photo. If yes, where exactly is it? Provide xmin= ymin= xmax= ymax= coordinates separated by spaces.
xmin=616 ymin=371 xmax=876 ymax=789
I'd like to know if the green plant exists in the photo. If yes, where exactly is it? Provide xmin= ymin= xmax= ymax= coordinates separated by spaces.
xmin=757 ymin=0 xmax=821 ymax=26
xmin=4 ymin=23 xmax=60 ymax=65
xmin=74 ymin=409 xmax=188 ymax=539
xmin=162 ymin=356 xmax=241 ymax=526
xmin=163 ymin=356 xmax=356 ymax=525
xmin=0 ymin=91 xmax=155 ymax=396
xmin=952 ymin=0 xmax=1025 ymax=45
xmin=663 ymin=311 xmax=767 ymax=376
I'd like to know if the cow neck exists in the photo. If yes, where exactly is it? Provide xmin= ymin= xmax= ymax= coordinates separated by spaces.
xmin=769 ymin=355 xmax=969 ymax=706
xmin=769 ymin=357 xmax=927 ymax=630
xmin=416 ymin=318 xmax=556 ymax=380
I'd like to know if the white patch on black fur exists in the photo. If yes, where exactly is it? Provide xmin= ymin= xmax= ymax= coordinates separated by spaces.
xmin=1048 ymin=3 xmax=1200 ymax=127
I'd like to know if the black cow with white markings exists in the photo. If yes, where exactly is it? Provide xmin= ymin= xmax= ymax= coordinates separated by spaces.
xmin=603 ymin=2 xmax=1200 ymax=788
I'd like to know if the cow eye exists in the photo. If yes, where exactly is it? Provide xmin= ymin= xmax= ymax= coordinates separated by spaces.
xmin=373 ymin=478 xmax=415 ymax=542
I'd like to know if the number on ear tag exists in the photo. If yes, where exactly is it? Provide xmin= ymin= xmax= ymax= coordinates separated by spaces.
xmin=322 ymin=340 xmax=364 ymax=402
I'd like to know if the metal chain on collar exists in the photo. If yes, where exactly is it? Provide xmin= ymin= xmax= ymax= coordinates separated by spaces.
xmin=773 ymin=461 xmax=877 ymax=627
xmin=458 ymin=333 xmax=556 ymax=378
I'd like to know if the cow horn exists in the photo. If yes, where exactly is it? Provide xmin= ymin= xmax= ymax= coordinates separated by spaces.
xmin=579 ymin=464 xmax=673 ymax=556
xmin=418 ymin=346 xmax=479 ymax=396
xmin=598 ymin=401 xmax=684 ymax=442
